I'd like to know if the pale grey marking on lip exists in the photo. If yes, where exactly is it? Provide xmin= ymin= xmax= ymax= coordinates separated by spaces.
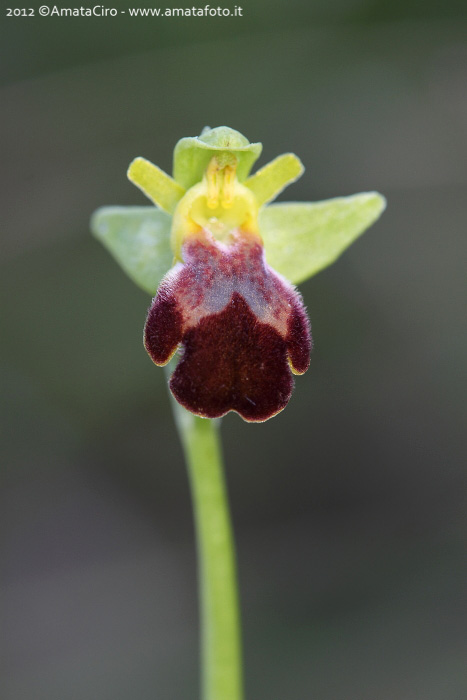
xmin=167 ymin=234 xmax=297 ymax=334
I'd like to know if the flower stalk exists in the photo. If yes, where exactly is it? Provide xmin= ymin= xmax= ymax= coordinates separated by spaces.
xmin=167 ymin=365 xmax=243 ymax=700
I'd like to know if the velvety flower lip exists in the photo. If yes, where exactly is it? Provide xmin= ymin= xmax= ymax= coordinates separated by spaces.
xmin=144 ymin=227 xmax=311 ymax=422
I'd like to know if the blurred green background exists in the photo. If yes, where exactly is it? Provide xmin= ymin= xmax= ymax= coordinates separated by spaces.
xmin=2 ymin=1 xmax=466 ymax=698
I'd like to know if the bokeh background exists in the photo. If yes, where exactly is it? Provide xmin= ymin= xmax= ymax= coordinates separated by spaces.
xmin=2 ymin=1 xmax=466 ymax=698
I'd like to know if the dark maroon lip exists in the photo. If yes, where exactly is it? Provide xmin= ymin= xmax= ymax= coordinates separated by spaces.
xmin=169 ymin=293 xmax=293 ymax=422
xmin=145 ymin=289 xmax=311 ymax=422
xmin=143 ymin=232 xmax=311 ymax=422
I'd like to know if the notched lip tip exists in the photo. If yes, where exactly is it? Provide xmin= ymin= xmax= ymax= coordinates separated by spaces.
xmin=169 ymin=396 xmax=288 ymax=424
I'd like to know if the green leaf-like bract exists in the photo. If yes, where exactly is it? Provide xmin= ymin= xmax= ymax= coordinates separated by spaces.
xmin=91 ymin=207 xmax=172 ymax=295
xmin=259 ymin=192 xmax=386 ymax=285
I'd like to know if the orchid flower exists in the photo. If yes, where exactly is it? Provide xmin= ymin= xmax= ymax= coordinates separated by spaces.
xmin=92 ymin=126 xmax=385 ymax=422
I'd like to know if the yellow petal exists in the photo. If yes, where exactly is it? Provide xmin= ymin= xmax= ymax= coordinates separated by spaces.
xmin=128 ymin=157 xmax=185 ymax=214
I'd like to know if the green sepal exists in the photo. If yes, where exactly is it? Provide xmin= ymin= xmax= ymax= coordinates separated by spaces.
xmin=259 ymin=192 xmax=386 ymax=285
xmin=91 ymin=206 xmax=172 ymax=295
xmin=173 ymin=126 xmax=262 ymax=189
xmin=245 ymin=153 xmax=304 ymax=207
xmin=127 ymin=157 xmax=185 ymax=214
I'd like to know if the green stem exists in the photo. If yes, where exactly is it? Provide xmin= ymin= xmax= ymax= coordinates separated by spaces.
xmin=166 ymin=366 xmax=243 ymax=700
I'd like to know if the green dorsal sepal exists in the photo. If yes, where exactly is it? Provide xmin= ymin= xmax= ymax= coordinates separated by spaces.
xmin=173 ymin=126 xmax=262 ymax=189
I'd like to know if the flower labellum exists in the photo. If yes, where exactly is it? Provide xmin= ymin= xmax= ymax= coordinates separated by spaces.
xmin=141 ymin=128 xmax=312 ymax=422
